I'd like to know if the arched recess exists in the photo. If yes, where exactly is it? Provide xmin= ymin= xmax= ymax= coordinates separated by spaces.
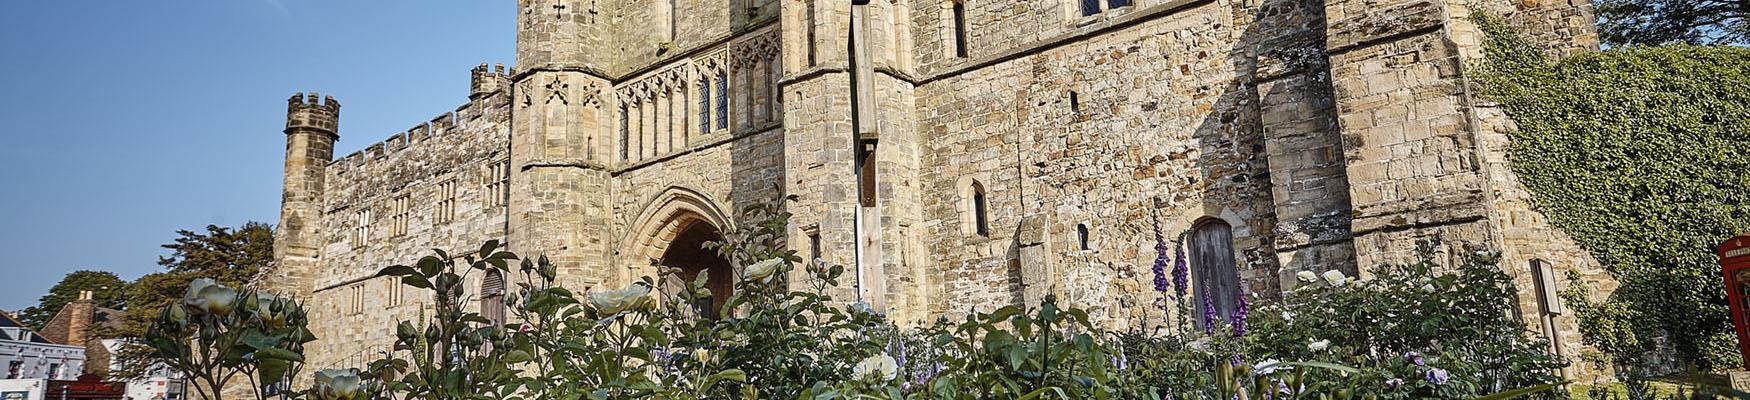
xmin=624 ymin=187 xmax=736 ymax=319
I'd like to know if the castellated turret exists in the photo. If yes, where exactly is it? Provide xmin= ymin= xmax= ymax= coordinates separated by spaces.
xmin=470 ymin=64 xmax=511 ymax=100
xmin=285 ymin=92 xmax=341 ymax=136
xmin=269 ymin=92 xmax=341 ymax=300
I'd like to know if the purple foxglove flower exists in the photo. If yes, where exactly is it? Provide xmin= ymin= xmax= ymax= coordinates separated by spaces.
xmin=1152 ymin=221 xmax=1171 ymax=293
xmin=1232 ymin=291 xmax=1250 ymax=336
xmin=1172 ymin=239 xmax=1189 ymax=298
xmin=1203 ymin=294 xmax=1218 ymax=334
xmin=1425 ymin=368 xmax=1449 ymax=385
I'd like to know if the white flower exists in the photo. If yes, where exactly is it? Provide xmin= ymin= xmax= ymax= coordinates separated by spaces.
xmin=312 ymin=369 xmax=363 ymax=400
xmin=1255 ymin=359 xmax=1283 ymax=375
xmin=589 ymin=283 xmax=655 ymax=316
xmin=182 ymin=278 xmax=239 ymax=316
xmin=1420 ymin=283 xmax=1437 ymax=293
xmin=743 ymin=258 xmax=786 ymax=284
xmin=1320 ymin=270 xmax=1348 ymax=287
xmin=1296 ymin=271 xmax=1318 ymax=283
xmin=1281 ymin=310 xmax=1294 ymax=322
xmin=852 ymin=354 xmax=899 ymax=382
xmin=1308 ymin=339 xmax=1330 ymax=352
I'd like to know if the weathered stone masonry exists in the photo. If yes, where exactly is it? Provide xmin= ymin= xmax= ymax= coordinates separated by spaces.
xmin=263 ymin=0 xmax=1616 ymax=380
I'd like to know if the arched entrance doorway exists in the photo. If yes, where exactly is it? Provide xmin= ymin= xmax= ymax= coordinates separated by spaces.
xmin=658 ymin=221 xmax=734 ymax=319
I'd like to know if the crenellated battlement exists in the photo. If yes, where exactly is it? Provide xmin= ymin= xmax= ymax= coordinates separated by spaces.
xmin=471 ymin=63 xmax=511 ymax=100
xmin=286 ymin=92 xmax=341 ymax=135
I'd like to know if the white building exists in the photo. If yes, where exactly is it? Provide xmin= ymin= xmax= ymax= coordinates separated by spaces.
xmin=0 ymin=314 xmax=82 ymax=381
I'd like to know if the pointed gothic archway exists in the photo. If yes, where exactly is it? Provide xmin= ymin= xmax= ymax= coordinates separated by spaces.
xmin=626 ymin=187 xmax=736 ymax=319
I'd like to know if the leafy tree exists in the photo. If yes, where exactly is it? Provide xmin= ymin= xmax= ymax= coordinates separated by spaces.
xmin=1598 ymin=0 xmax=1750 ymax=46
xmin=112 ymin=222 xmax=274 ymax=380
xmin=119 ymin=222 xmax=274 ymax=337
xmin=19 ymin=270 xmax=127 ymax=330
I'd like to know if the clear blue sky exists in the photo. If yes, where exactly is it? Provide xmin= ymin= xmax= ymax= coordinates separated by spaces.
xmin=0 ymin=1 xmax=515 ymax=311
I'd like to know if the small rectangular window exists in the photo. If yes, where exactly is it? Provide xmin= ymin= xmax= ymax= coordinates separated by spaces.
xmin=388 ymin=195 xmax=411 ymax=237
xmin=352 ymin=209 xmax=372 ymax=247
xmin=1080 ymin=0 xmax=1101 ymax=16
xmin=1107 ymin=0 xmax=1130 ymax=9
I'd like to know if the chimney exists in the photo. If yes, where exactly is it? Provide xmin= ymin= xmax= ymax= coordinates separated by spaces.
xmin=67 ymin=291 xmax=95 ymax=347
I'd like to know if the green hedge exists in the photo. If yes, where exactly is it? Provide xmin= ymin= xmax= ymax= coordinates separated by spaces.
xmin=1474 ymin=12 xmax=1750 ymax=370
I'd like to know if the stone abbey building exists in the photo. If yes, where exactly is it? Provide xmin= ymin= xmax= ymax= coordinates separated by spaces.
xmin=263 ymin=0 xmax=1614 ymax=379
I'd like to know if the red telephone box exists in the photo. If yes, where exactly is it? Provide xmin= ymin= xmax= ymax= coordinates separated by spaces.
xmin=1718 ymin=234 xmax=1750 ymax=370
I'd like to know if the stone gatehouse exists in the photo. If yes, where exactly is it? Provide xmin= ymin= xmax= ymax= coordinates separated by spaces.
xmin=261 ymin=0 xmax=1616 ymax=380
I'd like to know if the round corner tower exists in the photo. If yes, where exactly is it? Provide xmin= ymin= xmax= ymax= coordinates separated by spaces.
xmin=270 ymin=92 xmax=341 ymax=299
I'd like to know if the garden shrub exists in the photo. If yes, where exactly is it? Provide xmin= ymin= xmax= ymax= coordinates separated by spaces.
xmin=1472 ymin=11 xmax=1750 ymax=371
xmin=304 ymin=204 xmax=1568 ymax=400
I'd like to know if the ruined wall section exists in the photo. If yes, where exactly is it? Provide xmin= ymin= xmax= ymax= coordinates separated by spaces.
xmin=915 ymin=2 xmax=1294 ymax=330
xmin=305 ymin=91 xmax=512 ymax=372
xmin=1322 ymin=0 xmax=1611 ymax=381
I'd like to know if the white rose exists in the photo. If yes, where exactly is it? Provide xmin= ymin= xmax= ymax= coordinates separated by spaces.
xmin=1308 ymin=339 xmax=1330 ymax=352
xmin=1296 ymin=271 xmax=1318 ymax=283
xmin=1320 ymin=270 xmax=1347 ymax=287
xmin=1420 ymin=283 xmax=1437 ymax=293
xmin=743 ymin=258 xmax=786 ymax=284
xmin=589 ymin=283 xmax=655 ymax=316
xmin=852 ymin=354 xmax=899 ymax=382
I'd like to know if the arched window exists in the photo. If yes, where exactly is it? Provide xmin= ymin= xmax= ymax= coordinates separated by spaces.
xmin=1189 ymin=219 xmax=1239 ymax=329
xmin=971 ymin=181 xmax=989 ymax=237
xmin=482 ymin=269 xmax=506 ymax=326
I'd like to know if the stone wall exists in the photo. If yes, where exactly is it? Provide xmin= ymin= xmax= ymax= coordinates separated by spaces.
xmin=303 ymin=89 xmax=513 ymax=372
xmin=267 ymin=0 xmax=1620 ymax=385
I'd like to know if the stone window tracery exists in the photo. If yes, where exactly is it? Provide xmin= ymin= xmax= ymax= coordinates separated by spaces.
xmin=388 ymin=195 xmax=411 ymax=237
xmin=483 ymin=161 xmax=510 ymax=208
xmin=434 ymin=180 xmax=457 ymax=224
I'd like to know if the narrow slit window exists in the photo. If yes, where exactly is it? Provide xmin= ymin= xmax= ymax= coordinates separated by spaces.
xmin=805 ymin=0 xmax=818 ymax=66
xmin=952 ymin=2 xmax=969 ymax=58
xmin=1077 ymin=223 xmax=1090 ymax=250
xmin=1069 ymin=91 xmax=1080 ymax=113
xmin=971 ymin=182 xmax=989 ymax=237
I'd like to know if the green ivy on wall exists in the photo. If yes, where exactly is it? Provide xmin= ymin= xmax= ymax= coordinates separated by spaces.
xmin=1472 ymin=11 xmax=1750 ymax=371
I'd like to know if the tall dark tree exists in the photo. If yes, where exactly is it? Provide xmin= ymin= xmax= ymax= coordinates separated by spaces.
xmin=1599 ymin=0 xmax=1750 ymax=45
xmin=18 ymin=270 xmax=128 ymax=330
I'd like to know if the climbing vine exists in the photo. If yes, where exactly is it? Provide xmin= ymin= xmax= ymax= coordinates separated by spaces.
xmin=1472 ymin=11 xmax=1750 ymax=371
